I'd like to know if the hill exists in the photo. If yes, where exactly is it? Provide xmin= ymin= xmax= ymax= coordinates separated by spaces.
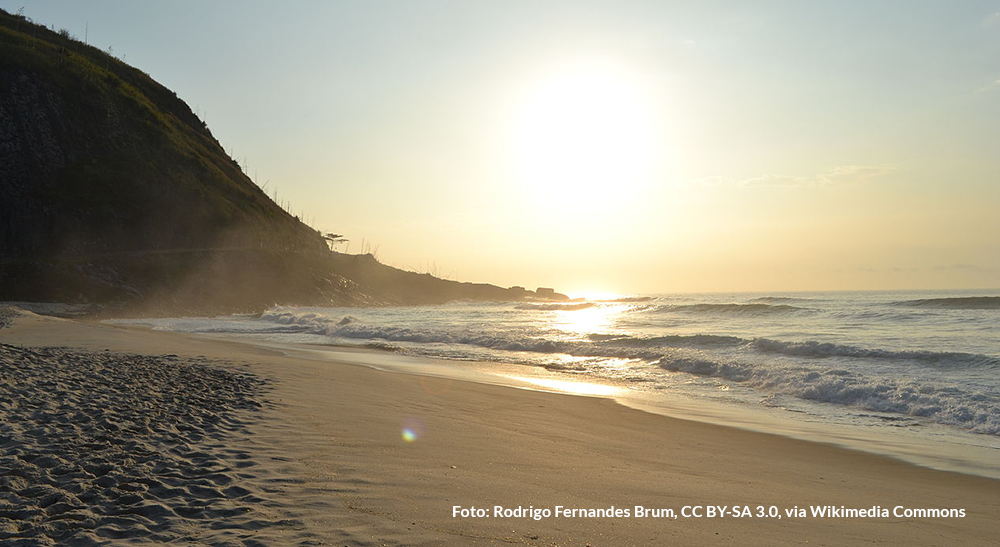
xmin=0 ymin=9 xmax=322 ymax=257
xmin=0 ymin=9 xmax=565 ymax=313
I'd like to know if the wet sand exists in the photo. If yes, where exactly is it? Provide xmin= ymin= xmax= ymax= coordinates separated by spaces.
xmin=1 ymin=307 xmax=997 ymax=546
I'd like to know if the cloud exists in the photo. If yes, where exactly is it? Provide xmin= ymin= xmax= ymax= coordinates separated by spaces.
xmin=984 ymin=11 xmax=1000 ymax=28
xmin=933 ymin=263 xmax=995 ymax=272
xmin=858 ymin=266 xmax=919 ymax=273
xmin=975 ymin=78 xmax=1000 ymax=93
xmin=693 ymin=165 xmax=896 ymax=189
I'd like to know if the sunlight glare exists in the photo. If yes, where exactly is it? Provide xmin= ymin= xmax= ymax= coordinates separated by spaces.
xmin=548 ymin=302 xmax=631 ymax=336
xmin=508 ymin=376 xmax=620 ymax=397
xmin=569 ymin=291 xmax=624 ymax=301
xmin=510 ymin=60 xmax=658 ymax=210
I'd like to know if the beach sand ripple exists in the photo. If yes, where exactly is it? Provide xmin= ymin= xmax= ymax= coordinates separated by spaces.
xmin=0 ymin=342 xmax=300 ymax=546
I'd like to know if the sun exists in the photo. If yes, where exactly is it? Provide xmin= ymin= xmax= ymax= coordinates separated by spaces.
xmin=509 ymin=60 xmax=658 ymax=210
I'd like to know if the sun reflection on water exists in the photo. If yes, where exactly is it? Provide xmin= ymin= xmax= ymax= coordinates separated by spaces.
xmin=546 ymin=301 xmax=630 ymax=337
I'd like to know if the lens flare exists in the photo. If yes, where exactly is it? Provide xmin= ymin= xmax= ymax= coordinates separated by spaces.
xmin=401 ymin=417 xmax=425 ymax=443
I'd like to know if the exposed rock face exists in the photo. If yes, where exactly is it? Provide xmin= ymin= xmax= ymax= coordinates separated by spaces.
xmin=0 ymin=10 xmax=567 ymax=313
xmin=0 ymin=11 xmax=323 ymax=259
xmin=0 ymin=10 xmax=343 ymax=310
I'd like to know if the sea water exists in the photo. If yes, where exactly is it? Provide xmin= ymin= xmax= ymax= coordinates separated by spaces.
xmin=115 ymin=289 xmax=1000 ymax=475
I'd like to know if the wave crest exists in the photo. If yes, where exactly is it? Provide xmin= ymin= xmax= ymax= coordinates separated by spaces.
xmin=894 ymin=296 xmax=1000 ymax=309
xmin=750 ymin=338 xmax=1000 ymax=368
xmin=515 ymin=302 xmax=596 ymax=311
xmin=658 ymin=303 xmax=808 ymax=315
xmin=255 ymin=307 xmax=1000 ymax=435
xmin=656 ymin=356 xmax=1000 ymax=434
xmin=748 ymin=296 xmax=826 ymax=304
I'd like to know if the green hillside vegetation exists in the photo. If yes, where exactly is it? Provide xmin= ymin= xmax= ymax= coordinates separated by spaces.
xmin=0 ymin=8 xmax=323 ymax=257
xmin=0 ymin=8 xmax=567 ymax=313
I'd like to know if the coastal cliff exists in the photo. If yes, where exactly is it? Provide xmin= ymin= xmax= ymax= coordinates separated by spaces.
xmin=0 ymin=9 xmax=565 ymax=313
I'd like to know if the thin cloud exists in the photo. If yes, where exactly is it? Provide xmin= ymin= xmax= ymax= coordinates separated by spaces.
xmin=694 ymin=165 xmax=896 ymax=189
xmin=984 ymin=11 xmax=1000 ymax=28
xmin=858 ymin=266 xmax=919 ymax=273
xmin=974 ymin=78 xmax=1000 ymax=93
xmin=933 ymin=263 xmax=995 ymax=272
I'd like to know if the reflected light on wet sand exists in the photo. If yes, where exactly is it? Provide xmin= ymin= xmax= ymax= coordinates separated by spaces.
xmin=508 ymin=376 xmax=621 ymax=396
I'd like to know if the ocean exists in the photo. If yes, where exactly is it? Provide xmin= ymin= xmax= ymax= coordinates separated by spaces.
xmin=115 ymin=289 xmax=1000 ymax=476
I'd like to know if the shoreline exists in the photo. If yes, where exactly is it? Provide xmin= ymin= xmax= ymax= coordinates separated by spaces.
xmin=164 ymin=337 xmax=1000 ymax=481
xmin=2 ymin=308 xmax=999 ymax=545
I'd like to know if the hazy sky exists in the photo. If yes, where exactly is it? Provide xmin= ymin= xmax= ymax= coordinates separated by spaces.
xmin=15 ymin=1 xmax=1000 ymax=294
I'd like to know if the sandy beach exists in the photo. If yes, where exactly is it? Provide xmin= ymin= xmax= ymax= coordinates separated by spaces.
xmin=1 ymin=307 xmax=997 ymax=546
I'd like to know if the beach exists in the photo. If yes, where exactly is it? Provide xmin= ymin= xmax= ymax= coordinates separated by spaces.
xmin=1 ymin=307 xmax=998 ymax=546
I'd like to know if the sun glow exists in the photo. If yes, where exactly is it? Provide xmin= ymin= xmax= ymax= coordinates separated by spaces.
xmin=510 ymin=61 xmax=659 ymax=210
xmin=568 ymin=291 xmax=625 ymax=301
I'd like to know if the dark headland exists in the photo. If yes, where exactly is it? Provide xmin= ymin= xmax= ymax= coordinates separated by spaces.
xmin=0 ymin=9 xmax=566 ymax=315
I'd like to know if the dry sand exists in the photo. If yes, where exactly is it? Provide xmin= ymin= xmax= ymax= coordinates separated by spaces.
xmin=1 ymin=306 xmax=998 ymax=546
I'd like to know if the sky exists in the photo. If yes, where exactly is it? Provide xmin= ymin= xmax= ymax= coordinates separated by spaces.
xmin=12 ymin=0 xmax=1000 ymax=294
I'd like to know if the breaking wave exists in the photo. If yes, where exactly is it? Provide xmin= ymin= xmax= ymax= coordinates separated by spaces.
xmin=515 ymin=302 xmax=596 ymax=311
xmin=110 ymin=299 xmax=990 ymax=439
xmin=750 ymin=338 xmax=1000 ymax=368
xmin=654 ymin=356 xmax=1000 ymax=435
xmin=254 ymin=307 xmax=1000 ymax=434
xmin=260 ymin=308 xmax=1000 ymax=368
xmin=596 ymin=296 xmax=655 ymax=303
xmin=590 ymin=333 xmax=745 ymax=348
xmin=748 ymin=296 xmax=827 ymax=304
xmin=656 ymin=303 xmax=809 ymax=315
xmin=894 ymin=296 xmax=1000 ymax=309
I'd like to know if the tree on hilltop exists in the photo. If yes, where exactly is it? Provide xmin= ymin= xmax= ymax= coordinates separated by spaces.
xmin=323 ymin=233 xmax=347 ymax=251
